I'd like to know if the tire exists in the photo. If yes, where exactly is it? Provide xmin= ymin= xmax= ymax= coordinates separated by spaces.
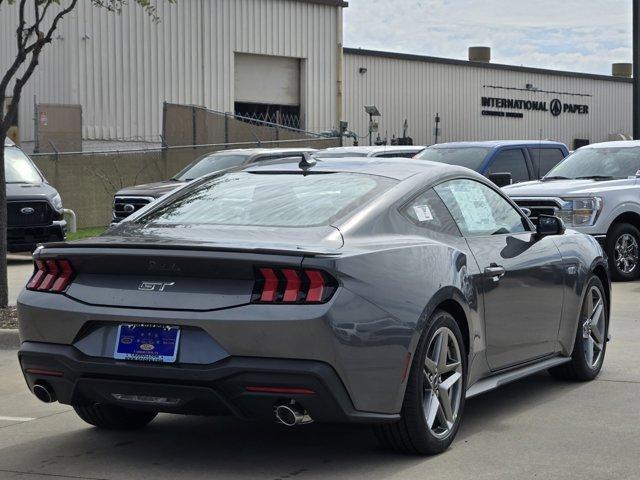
xmin=374 ymin=310 xmax=467 ymax=455
xmin=549 ymin=275 xmax=608 ymax=381
xmin=73 ymin=403 xmax=157 ymax=430
xmin=606 ymin=223 xmax=640 ymax=281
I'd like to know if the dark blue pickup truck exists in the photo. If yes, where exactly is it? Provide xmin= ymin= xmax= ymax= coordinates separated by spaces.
xmin=415 ymin=140 xmax=570 ymax=187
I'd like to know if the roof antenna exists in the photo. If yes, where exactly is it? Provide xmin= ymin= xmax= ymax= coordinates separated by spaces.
xmin=299 ymin=152 xmax=317 ymax=175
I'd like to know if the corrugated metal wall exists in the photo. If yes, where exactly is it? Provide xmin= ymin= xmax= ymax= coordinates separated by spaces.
xmin=344 ymin=52 xmax=633 ymax=148
xmin=0 ymin=0 xmax=340 ymax=142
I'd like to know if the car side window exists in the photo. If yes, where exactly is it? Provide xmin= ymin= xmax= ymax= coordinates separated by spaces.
xmin=486 ymin=149 xmax=530 ymax=183
xmin=434 ymin=179 xmax=529 ymax=237
xmin=401 ymin=188 xmax=461 ymax=236
xmin=528 ymin=148 xmax=565 ymax=177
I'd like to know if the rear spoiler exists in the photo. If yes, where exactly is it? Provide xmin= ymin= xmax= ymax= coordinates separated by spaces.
xmin=35 ymin=241 xmax=342 ymax=259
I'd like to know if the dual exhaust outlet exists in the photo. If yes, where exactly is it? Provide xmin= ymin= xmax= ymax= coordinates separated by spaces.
xmin=33 ymin=383 xmax=313 ymax=427
xmin=273 ymin=401 xmax=313 ymax=427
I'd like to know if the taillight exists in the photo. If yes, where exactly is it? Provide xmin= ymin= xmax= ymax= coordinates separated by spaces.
xmin=26 ymin=259 xmax=75 ymax=293
xmin=252 ymin=268 xmax=337 ymax=304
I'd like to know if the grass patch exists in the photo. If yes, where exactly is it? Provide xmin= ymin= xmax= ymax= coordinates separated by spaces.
xmin=66 ymin=227 xmax=106 ymax=242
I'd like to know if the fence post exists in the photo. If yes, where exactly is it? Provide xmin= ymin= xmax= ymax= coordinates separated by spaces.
xmin=224 ymin=112 xmax=229 ymax=147
xmin=161 ymin=101 xmax=168 ymax=148
xmin=192 ymin=105 xmax=197 ymax=147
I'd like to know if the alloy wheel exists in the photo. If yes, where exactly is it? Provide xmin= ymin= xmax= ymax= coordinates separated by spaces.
xmin=582 ymin=286 xmax=606 ymax=369
xmin=614 ymin=233 xmax=639 ymax=275
xmin=422 ymin=327 xmax=463 ymax=439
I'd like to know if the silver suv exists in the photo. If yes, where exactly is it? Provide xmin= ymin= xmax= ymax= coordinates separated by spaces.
xmin=504 ymin=141 xmax=640 ymax=281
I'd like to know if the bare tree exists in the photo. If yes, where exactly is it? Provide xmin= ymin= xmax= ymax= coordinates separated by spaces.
xmin=0 ymin=0 xmax=174 ymax=307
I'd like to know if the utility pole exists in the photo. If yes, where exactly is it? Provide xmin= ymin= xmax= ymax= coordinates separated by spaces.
xmin=634 ymin=0 xmax=640 ymax=139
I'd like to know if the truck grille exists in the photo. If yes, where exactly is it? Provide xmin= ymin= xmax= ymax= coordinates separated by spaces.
xmin=113 ymin=196 xmax=154 ymax=222
xmin=7 ymin=201 xmax=53 ymax=227
xmin=513 ymin=198 xmax=562 ymax=224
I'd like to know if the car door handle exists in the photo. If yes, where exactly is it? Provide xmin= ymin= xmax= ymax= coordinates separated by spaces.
xmin=484 ymin=266 xmax=506 ymax=281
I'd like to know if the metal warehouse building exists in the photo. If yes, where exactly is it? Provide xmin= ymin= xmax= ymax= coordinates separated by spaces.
xmin=0 ymin=0 xmax=633 ymax=149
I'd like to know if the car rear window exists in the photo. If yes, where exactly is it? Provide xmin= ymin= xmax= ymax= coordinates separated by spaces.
xmin=136 ymin=171 xmax=397 ymax=228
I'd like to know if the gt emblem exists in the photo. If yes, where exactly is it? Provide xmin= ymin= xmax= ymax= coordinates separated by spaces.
xmin=138 ymin=281 xmax=175 ymax=292
xmin=21 ymin=207 xmax=35 ymax=215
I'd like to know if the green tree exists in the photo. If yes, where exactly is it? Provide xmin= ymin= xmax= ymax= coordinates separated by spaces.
xmin=0 ymin=0 xmax=174 ymax=307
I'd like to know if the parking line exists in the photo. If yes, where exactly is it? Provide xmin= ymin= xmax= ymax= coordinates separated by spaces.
xmin=0 ymin=416 xmax=35 ymax=422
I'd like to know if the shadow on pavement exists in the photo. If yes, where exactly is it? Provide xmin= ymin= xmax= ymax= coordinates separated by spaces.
xmin=0 ymin=373 xmax=587 ymax=479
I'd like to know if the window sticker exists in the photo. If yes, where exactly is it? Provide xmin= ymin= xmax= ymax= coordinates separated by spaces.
xmin=413 ymin=205 xmax=434 ymax=222
xmin=449 ymin=183 xmax=497 ymax=233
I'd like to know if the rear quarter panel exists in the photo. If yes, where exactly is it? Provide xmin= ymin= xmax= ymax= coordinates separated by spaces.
xmin=303 ymin=235 xmax=484 ymax=413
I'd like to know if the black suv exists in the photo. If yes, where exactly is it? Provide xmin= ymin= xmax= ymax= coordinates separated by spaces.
xmin=4 ymin=138 xmax=66 ymax=252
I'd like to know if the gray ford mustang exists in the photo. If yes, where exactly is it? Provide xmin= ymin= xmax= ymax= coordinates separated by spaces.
xmin=17 ymin=157 xmax=610 ymax=455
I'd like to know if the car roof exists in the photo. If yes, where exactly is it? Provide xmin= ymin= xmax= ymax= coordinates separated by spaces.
xmin=579 ymin=140 xmax=640 ymax=149
xmin=319 ymin=145 xmax=425 ymax=155
xmin=4 ymin=137 xmax=15 ymax=147
xmin=208 ymin=147 xmax=317 ymax=156
xmin=429 ymin=140 xmax=566 ymax=149
xmin=244 ymin=157 xmax=474 ymax=181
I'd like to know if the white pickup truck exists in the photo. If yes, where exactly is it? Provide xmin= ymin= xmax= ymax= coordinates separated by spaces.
xmin=504 ymin=141 xmax=640 ymax=281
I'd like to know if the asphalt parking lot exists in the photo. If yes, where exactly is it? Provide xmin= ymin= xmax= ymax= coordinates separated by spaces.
xmin=0 ymin=279 xmax=638 ymax=479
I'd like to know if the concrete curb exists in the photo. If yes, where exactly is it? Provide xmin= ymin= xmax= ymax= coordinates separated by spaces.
xmin=0 ymin=329 xmax=20 ymax=350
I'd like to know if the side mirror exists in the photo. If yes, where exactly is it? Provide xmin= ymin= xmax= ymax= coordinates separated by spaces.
xmin=488 ymin=172 xmax=512 ymax=188
xmin=536 ymin=214 xmax=566 ymax=237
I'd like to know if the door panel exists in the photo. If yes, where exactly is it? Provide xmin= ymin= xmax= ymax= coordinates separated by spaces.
xmin=434 ymin=178 xmax=565 ymax=371
xmin=466 ymin=233 xmax=565 ymax=370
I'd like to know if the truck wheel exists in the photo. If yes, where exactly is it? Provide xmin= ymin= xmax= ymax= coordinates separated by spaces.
xmin=606 ymin=223 xmax=640 ymax=281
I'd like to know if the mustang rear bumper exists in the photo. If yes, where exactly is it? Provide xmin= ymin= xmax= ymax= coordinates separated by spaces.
xmin=18 ymin=342 xmax=399 ymax=424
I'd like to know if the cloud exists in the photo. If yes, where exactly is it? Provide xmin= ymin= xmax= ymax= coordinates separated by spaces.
xmin=343 ymin=0 xmax=632 ymax=74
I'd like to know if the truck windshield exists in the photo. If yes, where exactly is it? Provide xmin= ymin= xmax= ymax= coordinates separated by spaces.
xmin=545 ymin=147 xmax=640 ymax=180
xmin=5 ymin=147 xmax=42 ymax=184
xmin=416 ymin=147 xmax=491 ymax=171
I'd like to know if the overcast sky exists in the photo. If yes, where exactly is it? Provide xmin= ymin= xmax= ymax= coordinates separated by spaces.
xmin=343 ymin=0 xmax=632 ymax=75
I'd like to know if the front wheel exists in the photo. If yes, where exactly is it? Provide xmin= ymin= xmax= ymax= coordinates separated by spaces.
xmin=374 ymin=310 xmax=467 ymax=455
xmin=549 ymin=275 xmax=608 ymax=381
xmin=606 ymin=223 xmax=640 ymax=281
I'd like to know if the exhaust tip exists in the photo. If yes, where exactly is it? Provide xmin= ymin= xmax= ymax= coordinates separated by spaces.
xmin=33 ymin=383 xmax=56 ymax=403
xmin=274 ymin=402 xmax=313 ymax=427
xmin=275 ymin=405 xmax=299 ymax=427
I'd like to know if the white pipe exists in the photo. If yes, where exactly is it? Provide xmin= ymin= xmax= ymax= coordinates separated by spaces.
xmin=63 ymin=209 xmax=77 ymax=233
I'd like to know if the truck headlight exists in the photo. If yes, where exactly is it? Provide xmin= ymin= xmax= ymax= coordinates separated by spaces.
xmin=559 ymin=197 xmax=603 ymax=227
xmin=51 ymin=193 xmax=63 ymax=211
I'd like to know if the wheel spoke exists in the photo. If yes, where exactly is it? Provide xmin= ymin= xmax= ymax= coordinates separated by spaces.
xmin=424 ymin=356 xmax=437 ymax=375
xmin=436 ymin=332 xmax=449 ymax=371
xmin=424 ymin=391 xmax=439 ymax=429
xmin=423 ymin=369 xmax=433 ymax=389
xmin=585 ymin=337 xmax=594 ymax=366
xmin=440 ymin=371 xmax=462 ymax=391
xmin=440 ymin=360 xmax=461 ymax=375
xmin=590 ymin=303 xmax=604 ymax=344
xmin=438 ymin=387 xmax=455 ymax=424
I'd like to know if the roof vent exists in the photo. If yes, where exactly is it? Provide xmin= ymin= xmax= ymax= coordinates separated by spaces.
xmin=612 ymin=63 xmax=632 ymax=78
xmin=469 ymin=46 xmax=491 ymax=63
